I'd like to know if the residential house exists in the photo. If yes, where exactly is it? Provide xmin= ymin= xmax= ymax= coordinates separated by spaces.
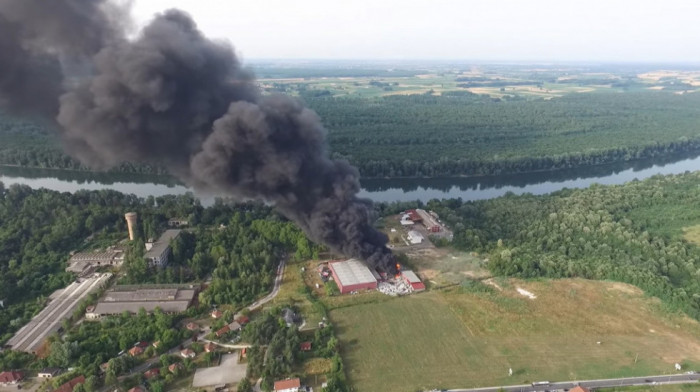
xmin=300 ymin=342 xmax=312 ymax=352
xmin=186 ymin=322 xmax=199 ymax=331
xmin=38 ymin=368 xmax=61 ymax=378
xmin=128 ymin=387 xmax=146 ymax=392
xmin=168 ymin=363 xmax=182 ymax=374
xmin=215 ymin=325 xmax=230 ymax=338
xmin=180 ymin=348 xmax=196 ymax=358
xmin=274 ymin=378 xmax=300 ymax=392
xmin=128 ymin=346 xmax=144 ymax=357
xmin=228 ymin=321 xmax=242 ymax=332
xmin=0 ymin=371 xmax=23 ymax=385
xmin=204 ymin=342 xmax=217 ymax=353
xmin=570 ymin=387 xmax=590 ymax=392
xmin=55 ymin=375 xmax=85 ymax=392
xmin=211 ymin=310 xmax=223 ymax=319
xmin=236 ymin=315 xmax=250 ymax=325
xmin=144 ymin=368 xmax=160 ymax=379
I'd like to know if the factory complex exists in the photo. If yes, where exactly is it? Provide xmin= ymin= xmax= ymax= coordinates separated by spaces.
xmin=327 ymin=258 xmax=425 ymax=296
xmin=6 ymin=273 xmax=113 ymax=353
xmin=86 ymin=286 xmax=198 ymax=319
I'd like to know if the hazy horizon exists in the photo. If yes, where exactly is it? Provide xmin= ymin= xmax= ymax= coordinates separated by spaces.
xmin=132 ymin=0 xmax=700 ymax=63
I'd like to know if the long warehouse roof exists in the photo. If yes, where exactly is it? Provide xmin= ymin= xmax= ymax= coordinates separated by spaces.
xmin=329 ymin=259 xmax=377 ymax=286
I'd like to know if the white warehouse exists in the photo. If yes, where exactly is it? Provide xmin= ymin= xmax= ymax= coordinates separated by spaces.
xmin=407 ymin=230 xmax=424 ymax=244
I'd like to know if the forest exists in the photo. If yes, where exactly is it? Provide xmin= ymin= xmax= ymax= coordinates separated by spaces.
xmin=421 ymin=172 xmax=700 ymax=321
xmin=0 ymin=183 xmax=317 ymax=350
xmin=4 ymin=90 xmax=700 ymax=178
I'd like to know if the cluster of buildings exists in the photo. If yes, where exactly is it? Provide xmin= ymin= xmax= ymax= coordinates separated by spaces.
xmin=327 ymin=259 xmax=425 ymax=295
xmin=65 ymin=213 xmax=183 ymax=275
xmin=400 ymin=209 xmax=442 ymax=232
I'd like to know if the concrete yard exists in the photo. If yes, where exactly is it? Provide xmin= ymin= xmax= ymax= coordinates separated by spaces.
xmin=192 ymin=353 xmax=247 ymax=388
xmin=6 ymin=273 xmax=112 ymax=353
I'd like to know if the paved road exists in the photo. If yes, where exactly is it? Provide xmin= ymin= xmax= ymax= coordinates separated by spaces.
xmin=244 ymin=258 xmax=286 ymax=312
xmin=448 ymin=373 xmax=700 ymax=392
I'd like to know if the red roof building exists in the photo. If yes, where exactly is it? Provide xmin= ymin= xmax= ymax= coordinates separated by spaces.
xmin=168 ymin=363 xmax=183 ymax=373
xmin=274 ymin=378 xmax=301 ymax=392
xmin=570 ymin=387 xmax=590 ymax=392
xmin=135 ymin=341 xmax=149 ymax=348
xmin=300 ymin=341 xmax=312 ymax=352
xmin=215 ymin=325 xmax=230 ymax=337
xmin=180 ymin=348 xmax=196 ymax=358
xmin=186 ymin=322 xmax=199 ymax=331
xmin=328 ymin=259 xmax=378 ymax=294
xmin=144 ymin=368 xmax=160 ymax=379
xmin=128 ymin=346 xmax=144 ymax=356
xmin=0 ymin=371 xmax=23 ymax=384
xmin=401 ymin=270 xmax=426 ymax=292
xmin=55 ymin=376 xmax=85 ymax=392
xmin=128 ymin=387 xmax=146 ymax=392
xmin=407 ymin=209 xmax=422 ymax=222
xmin=240 ymin=347 xmax=247 ymax=358
xmin=204 ymin=342 xmax=217 ymax=352
xmin=235 ymin=315 xmax=250 ymax=325
xmin=211 ymin=310 xmax=223 ymax=319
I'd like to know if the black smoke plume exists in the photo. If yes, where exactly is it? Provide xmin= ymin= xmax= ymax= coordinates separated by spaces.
xmin=0 ymin=3 xmax=396 ymax=272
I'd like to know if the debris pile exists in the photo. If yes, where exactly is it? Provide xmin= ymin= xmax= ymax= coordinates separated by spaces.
xmin=377 ymin=279 xmax=413 ymax=296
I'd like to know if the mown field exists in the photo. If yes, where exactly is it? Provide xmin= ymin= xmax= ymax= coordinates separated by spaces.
xmin=330 ymin=279 xmax=700 ymax=392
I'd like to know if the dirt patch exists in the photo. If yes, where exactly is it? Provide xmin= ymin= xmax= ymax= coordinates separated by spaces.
xmin=607 ymin=282 xmax=643 ymax=295
xmin=483 ymin=278 xmax=502 ymax=291
xmin=516 ymin=287 xmax=537 ymax=299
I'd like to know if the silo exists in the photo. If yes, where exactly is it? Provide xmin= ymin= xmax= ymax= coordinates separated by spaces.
xmin=124 ymin=212 xmax=138 ymax=241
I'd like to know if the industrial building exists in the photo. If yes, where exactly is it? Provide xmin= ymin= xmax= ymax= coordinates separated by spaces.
xmin=328 ymin=259 xmax=378 ymax=294
xmin=416 ymin=209 xmax=441 ymax=232
xmin=66 ymin=249 xmax=124 ymax=274
xmin=144 ymin=229 xmax=181 ymax=267
xmin=401 ymin=270 xmax=426 ymax=291
xmin=86 ymin=286 xmax=196 ymax=318
xmin=407 ymin=230 xmax=424 ymax=244
xmin=6 ymin=273 xmax=112 ymax=353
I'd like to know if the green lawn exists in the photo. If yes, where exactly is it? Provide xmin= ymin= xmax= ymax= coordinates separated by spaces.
xmin=330 ymin=279 xmax=700 ymax=392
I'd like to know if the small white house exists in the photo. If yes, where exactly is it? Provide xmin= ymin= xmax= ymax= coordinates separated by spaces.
xmin=407 ymin=230 xmax=424 ymax=244
xmin=274 ymin=378 xmax=300 ymax=392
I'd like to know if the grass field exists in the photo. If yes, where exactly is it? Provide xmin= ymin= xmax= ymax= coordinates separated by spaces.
xmin=330 ymin=279 xmax=700 ymax=392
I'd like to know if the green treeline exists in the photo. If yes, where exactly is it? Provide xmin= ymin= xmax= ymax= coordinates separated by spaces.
xmin=308 ymin=91 xmax=700 ymax=177
xmin=5 ymin=91 xmax=700 ymax=178
xmin=422 ymin=172 xmax=700 ymax=320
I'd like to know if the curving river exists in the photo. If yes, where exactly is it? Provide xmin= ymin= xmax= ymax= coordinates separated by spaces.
xmin=1 ymin=152 xmax=700 ymax=204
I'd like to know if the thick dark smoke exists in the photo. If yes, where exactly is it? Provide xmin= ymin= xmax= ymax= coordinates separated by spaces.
xmin=0 ymin=2 xmax=396 ymax=272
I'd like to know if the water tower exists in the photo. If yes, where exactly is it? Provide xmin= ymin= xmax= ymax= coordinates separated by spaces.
xmin=124 ymin=212 xmax=138 ymax=241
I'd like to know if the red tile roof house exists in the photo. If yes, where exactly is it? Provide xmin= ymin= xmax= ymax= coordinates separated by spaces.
xmin=211 ymin=310 xmax=223 ymax=319
xmin=186 ymin=322 xmax=199 ymax=331
xmin=128 ymin=346 xmax=144 ymax=357
xmin=168 ymin=363 xmax=183 ymax=373
xmin=55 ymin=375 xmax=85 ymax=392
xmin=128 ymin=387 xmax=146 ymax=392
xmin=144 ymin=368 xmax=160 ymax=379
xmin=204 ymin=342 xmax=217 ymax=353
xmin=274 ymin=378 xmax=300 ymax=392
xmin=235 ymin=315 xmax=250 ymax=325
xmin=300 ymin=341 xmax=312 ymax=352
xmin=570 ymin=387 xmax=591 ymax=392
xmin=215 ymin=325 xmax=230 ymax=337
xmin=180 ymin=348 xmax=196 ymax=358
xmin=0 ymin=371 xmax=23 ymax=385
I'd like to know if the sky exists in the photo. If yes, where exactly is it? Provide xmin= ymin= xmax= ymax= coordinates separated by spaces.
xmin=131 ymin=0 xmax=700 ymax=63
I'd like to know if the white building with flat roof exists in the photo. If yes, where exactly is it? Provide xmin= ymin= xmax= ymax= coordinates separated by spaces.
xmin=407 ymin=230 xmax=424 ymax=244
xmin=144 ymin=229 xmax=181 ymax=267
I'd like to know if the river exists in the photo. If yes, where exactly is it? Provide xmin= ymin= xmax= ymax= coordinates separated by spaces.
xmin=1 ymin=153 xmax=700 ymax=204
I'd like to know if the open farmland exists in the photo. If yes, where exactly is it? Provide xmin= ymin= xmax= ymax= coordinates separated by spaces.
xmin=330 ymin=279 xmax=700 ymax=392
